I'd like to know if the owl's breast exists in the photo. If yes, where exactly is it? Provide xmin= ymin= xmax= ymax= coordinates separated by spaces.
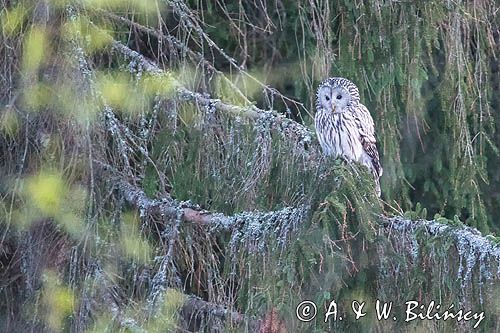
xmin=314 ymin=110 xmax=363 ymax=161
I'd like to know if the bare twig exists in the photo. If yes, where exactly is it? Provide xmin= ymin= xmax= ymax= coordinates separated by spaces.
xmin=98 ymin=9 xmax=252 ymax=104
xmin=166 ymin=0 xmax=309 ymax=113
xmin=110 ymin=40 xmax=317 ymax=158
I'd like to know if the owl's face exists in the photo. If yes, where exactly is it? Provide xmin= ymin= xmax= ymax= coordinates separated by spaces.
xmin=316 ymin=84 xmax=353 ymax=113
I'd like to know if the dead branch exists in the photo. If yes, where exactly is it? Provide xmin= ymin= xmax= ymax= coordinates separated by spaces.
xmin=98 ymin=10 xmax=252 ymax=104
xmin=110 ymin=41 xmax=317 ymax=159
xmin=116 ymin=176 xmax=306 ymax=234
xmin=100 ymin=8 xmax=308 ymax=114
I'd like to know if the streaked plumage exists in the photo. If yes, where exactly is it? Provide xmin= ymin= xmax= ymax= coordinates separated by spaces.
xmin=314 ymin=77 xmax=382 ymax=196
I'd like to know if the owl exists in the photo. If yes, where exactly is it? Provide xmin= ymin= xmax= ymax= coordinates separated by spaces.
xmin=315 ymin=77 xmax=382 ymax=196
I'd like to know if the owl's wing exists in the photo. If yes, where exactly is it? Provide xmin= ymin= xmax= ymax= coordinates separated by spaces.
xmin=353 ymin=103 xmax=383 ymax=177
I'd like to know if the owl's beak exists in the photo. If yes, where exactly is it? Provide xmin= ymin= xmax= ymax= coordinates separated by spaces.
xmin=331 ymin=104 xmax=336 ymax=113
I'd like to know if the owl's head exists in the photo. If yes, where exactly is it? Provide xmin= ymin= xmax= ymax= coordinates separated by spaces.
xmin=316 ymin=77 xmax=360 ymax=113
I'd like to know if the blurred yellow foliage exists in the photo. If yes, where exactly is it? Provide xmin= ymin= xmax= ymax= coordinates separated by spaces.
xmin=98 ymin=71 xmax=178 ymax=115
xmin=121 ymin=212 xmax=153 ymax=263
xmin=23 ymin=27 xmax=49 ymax=73
xmin=42 ymin=270 xmax=75 ymax=331
xmin=63 ymin=16 xmax=112 ymax=53
xmin=100 ymin=75 xmax=128 ymax=107
xmin=23 ymin=170 xmax=85 ymax=238
xmin=145 ymin=288 xmax=186 ymax=332
xmin=97 ymin=72 xmax=143 ymax=114
xmin=217 ymin=71 xmax=264 ymax=105
xmin=23 ymin=82 xmax=52 ymax=110
xmin=0 ymin=4 xmax=27 ymax=35
xmin=27 ymin=171 xmax=66 ymax=217
xmin=51 ymin=84 xmax=94 ymax=121
xmin=82 ymin=0 xmax=157 ymax=15
xmin=141 ymin=73 xmax=176 ymax=99
xmin=0 ymin=108 xmax=19 ymax=137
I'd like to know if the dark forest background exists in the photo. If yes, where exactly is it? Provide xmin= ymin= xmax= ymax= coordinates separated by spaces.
xmin=0 ymin=0 xmax=499 ymax=332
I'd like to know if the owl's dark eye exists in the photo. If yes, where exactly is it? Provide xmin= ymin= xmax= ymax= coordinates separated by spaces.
xmin=336 ymin=95 xmax=342 ymax=100
xmin=325 ymin=96 xmax=330 ymax=101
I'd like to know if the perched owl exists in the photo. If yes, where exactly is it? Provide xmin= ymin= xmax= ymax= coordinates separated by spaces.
xmin=315 ymin=77 xmax=382 ymax=196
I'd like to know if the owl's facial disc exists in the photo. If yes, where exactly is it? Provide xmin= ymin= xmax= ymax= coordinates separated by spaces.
xmin=330 ymin=87 xmax=351 ymax=111
xmin=317 ymin=85 xmax=352 ymax=114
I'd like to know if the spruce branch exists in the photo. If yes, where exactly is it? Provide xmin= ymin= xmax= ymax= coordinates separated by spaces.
xmin=115 ymin=175 xmax=306 ymax=234
xmin=110 ymin=40 xmax=317 ymax=159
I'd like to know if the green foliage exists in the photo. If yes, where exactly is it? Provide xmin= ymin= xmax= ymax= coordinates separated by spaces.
xmin=0 ymin=0 xmax=499 ymax=332
xmin=433 ymin=213 xmax=464 ymax=227
xmin=311 ymin=164 xmax=381 ymax=241
xmin=193 ymin=0 xmax=498 ymax=232
xmin=403 ymin=202 xmax=428 ymax=220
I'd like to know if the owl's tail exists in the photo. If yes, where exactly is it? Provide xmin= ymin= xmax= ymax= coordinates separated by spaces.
xmin=375 ymin=177 xmax=381 ymax=197
xmin=371 ymin=160 xmax=382 ymax=197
